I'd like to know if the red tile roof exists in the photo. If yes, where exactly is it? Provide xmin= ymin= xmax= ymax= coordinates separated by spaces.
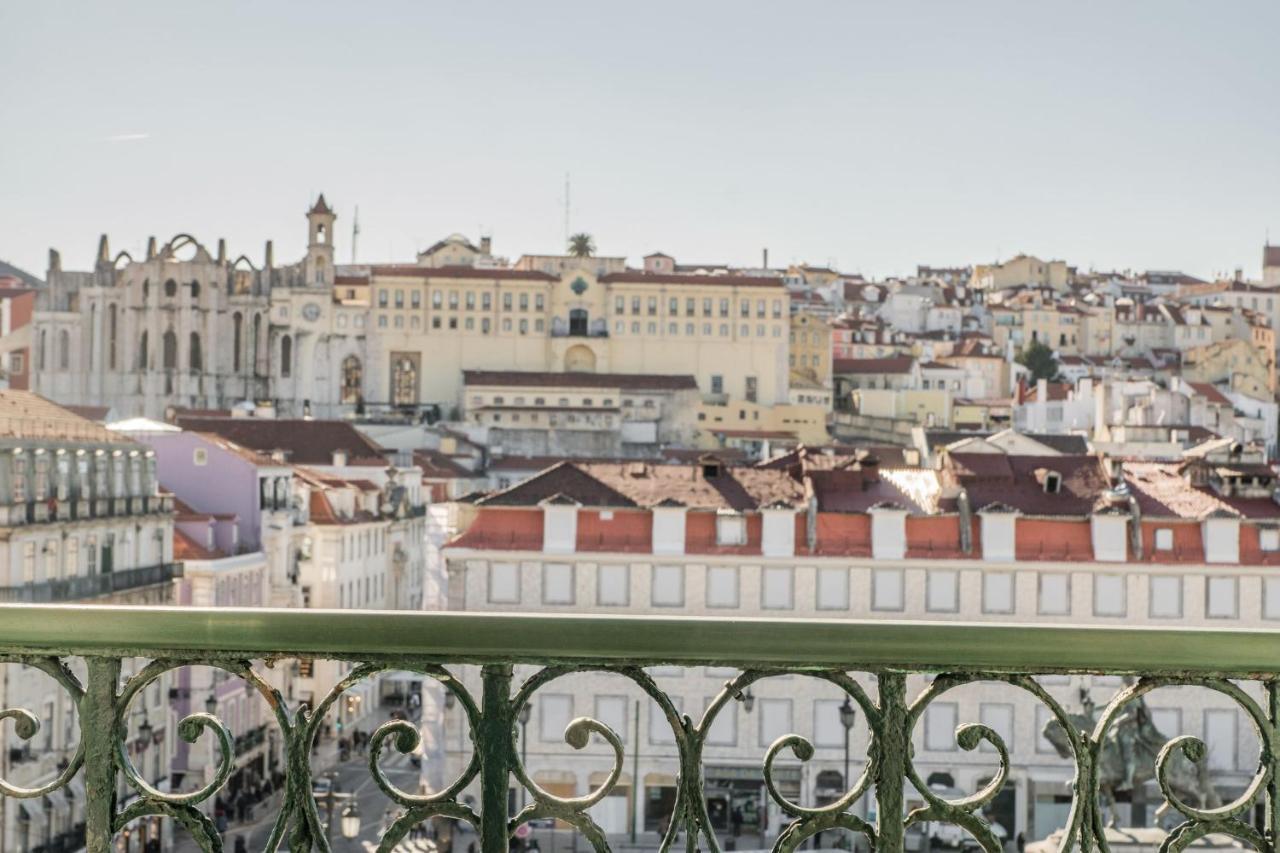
xmin=832 ymin=357 xmax=915 ymax=375
xmin=175 ymin=418 xmax=388 ymax=467
xmin=1187 ymin=382 xmax=1233 ymax=407
xmin=173 ymin=529 xmax=224 ymax=560
xmin=480 ymin=461 xmax=805 ymax=512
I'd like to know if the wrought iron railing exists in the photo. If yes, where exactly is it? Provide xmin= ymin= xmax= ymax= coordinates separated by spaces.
xmin=0 ymin=564 xmax=181 ymax=603
xmin=1 ymin=605 xmax=1280 ymax=852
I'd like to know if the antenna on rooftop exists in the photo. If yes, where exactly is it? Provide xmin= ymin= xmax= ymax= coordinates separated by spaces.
xmin=352 ymin=206 xmax=361 ymax=264
xmin=564 ymin=172 xmax=571 ymax=244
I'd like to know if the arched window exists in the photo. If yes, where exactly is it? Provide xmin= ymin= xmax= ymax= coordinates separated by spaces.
xmin=37 ymin=330 xmax=46 ymax=370
xmin=138 ymin=331 xmax=148 ymax=370
xmin=164 ymin=279 xmax=177 ymax=298
xmin=392 ymin=357 xmax=418 ymax=406
xmin=88 ymin=304 xmax=96 ymax=371
xmin=340 ymin=355 xmax=362 ymax=403
xmin=107 ymin=304 xmax=118 ymax=370
xmin=189 ymin=332 xmax=202 ymax=371
xmin=162 ymin=330 xmax=177 ymax=370
xmin=58 ymin=330 xmax=70 ymax=370
xmin=251 ymin=313 xmax=261 ymax=376
xmin=232 ymin=313 xmax=243 ymax=372
xmin=141 ymin=279 xmax=149 ymax=301
xmin=281 ymin=335 xmax=292 ymax=378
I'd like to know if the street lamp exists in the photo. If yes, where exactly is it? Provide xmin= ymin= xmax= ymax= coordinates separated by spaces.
xmin=205 ymin=692 xmax=218 ymax=716
xmin=340 ymin=803 xmax=361 ymax=839
xmin=517 ymin=703 xmax=532 ymax=809
xmin=839 ymin=698 xmax=857 ymax=813
xmin=741 ymin=689 xmax=755 ymax=714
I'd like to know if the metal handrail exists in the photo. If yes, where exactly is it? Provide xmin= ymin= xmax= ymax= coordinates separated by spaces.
xmin=0 ymin=604 xmax=1277 ymax=675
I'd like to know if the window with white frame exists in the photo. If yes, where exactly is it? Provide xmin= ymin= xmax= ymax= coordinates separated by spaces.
xmin=982 ymin=572 xmax=1014 ymax=614
xmin=594 ymin=696 xmax=627 ymax=741
xmin=1038 ymin=573 xmax=1070 ymax=615
xmin=816 ymin=567 xmax=849 ymax=610
xmin=761 ymin=566 xmax=794 ymax=609
xmin=979 ymin=704 xmax=1013 ymax=754
xmin=1206 ymin=576 xmax=1238 ymax=618
xmin=1154 ymin=528 xmax=1174 ymax=550
xmin=597 ymin=564 xmax=629 ymax=606
xmin=716 ymin=513 xmax=747 ymax=546
xmin=1093 ymin=574 xmax=1126 ymax=617
xmin=924 ymin=702 xmax=958 ymax=751
xmin=813 ymin=700 xmax=848 ymax=748
xmin=706 ymin=566 xmax=739 ymax=608
xmin=1266 ymin=578 xmax=1280 ymax=620
xmin=1149 ymin=575 xmax=1183 ymax=618
xmin=488 ymin=562 xmax=520 ymax=604
xmin=926 ymin=570 xmax=958 ymax=613
xmin=706 ymin=697 xmax=737 ymax=746
xmin=1262 ymin=528 xmax=1280 ymax=552
xmin=539 ymin=694 xmax=573 ymax=742
xmin=652 ymin=564 xmax=685 ymax=607
xmin=872 ymin=569 xmax=904 ymax=611
xmin=542 ymin=562 xmax=574 ymax=605
xmin=758 ymin=699 xmax=792 ymax=747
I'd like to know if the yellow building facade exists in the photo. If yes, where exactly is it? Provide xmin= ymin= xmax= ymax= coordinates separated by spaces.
xmin=362 ymin=265 xmax=793 ymax=414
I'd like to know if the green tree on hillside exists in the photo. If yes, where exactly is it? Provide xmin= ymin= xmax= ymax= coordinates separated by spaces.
xmin=1016 ymin=339 xmax=1061 ymax=382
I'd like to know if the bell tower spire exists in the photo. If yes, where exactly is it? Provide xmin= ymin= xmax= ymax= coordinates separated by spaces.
xmin=306 ymin=193 xmax=336 ymax=288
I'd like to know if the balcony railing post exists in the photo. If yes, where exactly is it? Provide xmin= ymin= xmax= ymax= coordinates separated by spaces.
xmin=1268 ymin=680 xmax=1280 ymax=848
xmin=82 ymin=657 xmax=120 ymax=853
xmin=875 ymin=672 xmax=907 ymax=852
xmin=479 ymin=664 xmax=514 ymax=853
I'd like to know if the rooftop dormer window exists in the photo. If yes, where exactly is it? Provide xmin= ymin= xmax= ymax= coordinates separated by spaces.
xmin=1043 ymin=471 xmax=1062 ymax=494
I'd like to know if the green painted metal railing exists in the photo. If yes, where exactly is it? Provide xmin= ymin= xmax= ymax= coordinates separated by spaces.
xmin=1 ymin=604 xmax=1279 ymax=852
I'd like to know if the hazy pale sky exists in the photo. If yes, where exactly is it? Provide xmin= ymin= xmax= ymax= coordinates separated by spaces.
xmin=2 ymin=2 xmax=1278 ymax=281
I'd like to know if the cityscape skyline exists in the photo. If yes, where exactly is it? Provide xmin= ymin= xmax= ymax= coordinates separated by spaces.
xmin=3 ymin=2 xmax=1279 ymax=280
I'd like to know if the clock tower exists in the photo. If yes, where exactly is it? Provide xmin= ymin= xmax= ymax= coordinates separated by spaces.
xmin=305 ymin=194 xmax=336 ymax=288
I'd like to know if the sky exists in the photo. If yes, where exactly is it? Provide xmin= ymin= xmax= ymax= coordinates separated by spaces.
xmin=2 ymin=2 xmax=1278 ymax=281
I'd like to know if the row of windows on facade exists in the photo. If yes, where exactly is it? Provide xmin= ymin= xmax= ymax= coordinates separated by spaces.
xmin=378 ymin=290 xmax=544 ymax=312
xmin=339 ymin=527 xmax=389 ymax=562
xmin=523 ymin=687 xmax=1249 ymax=771
xmin=472 ymin=395 xmax=658 ymax=410
xmin=613 ymin=321 xmax=784 ymax=339
xmin=9 ymin=450 xmax=152 ymax=504
xmin=485 ymin=562 xmax=1277 ymax=621
xmin=613 ymin=296 xmax=784 ymax=320
xmin=336 ymin=572 xmax=387 ymax=609
xmin=373 ymin=312 xmax=785 ymax=342
xmin=14 ymin=531 xmax=154 ymax=585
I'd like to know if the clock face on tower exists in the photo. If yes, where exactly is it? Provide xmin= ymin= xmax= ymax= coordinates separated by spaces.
xmin=302 ymin=303 xmax=321 ymax=322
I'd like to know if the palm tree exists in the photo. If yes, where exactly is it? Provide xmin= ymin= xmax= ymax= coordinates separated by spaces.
xmin=568 ymin=233 xmax=596 ymax=258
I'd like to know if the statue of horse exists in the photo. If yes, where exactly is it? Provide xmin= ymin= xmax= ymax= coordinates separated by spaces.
xmin=1040 ymin=690 xmax=1221 ymax=825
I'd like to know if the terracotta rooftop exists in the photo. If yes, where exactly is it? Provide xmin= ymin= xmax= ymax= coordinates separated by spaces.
xmin=479 ymin=461 xmax=806 ymax=512
xmin=1187 ymin=382 xmax=1233 ymax=407
xmin=0 ymin=391 xmax=128 ymax=444
xmin=941 ymin=453 xmax=1112 ymax=516
xmin=173 ymin=529 xmax=224 ymax=561
xmin=832 ymin=357 xmax=915 ymax=375
xmin=175 ymin=418 xmax=388 ymax=467
xmin=1124 ymin=462 xmax=1280 ymax=520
